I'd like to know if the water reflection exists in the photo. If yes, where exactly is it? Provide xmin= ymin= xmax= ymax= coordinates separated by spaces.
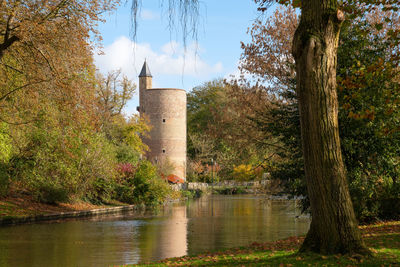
xmin=0 ymin=195 xmax=309 ymax=266
xmin=137 ymin=205 xmax=188 ymax=261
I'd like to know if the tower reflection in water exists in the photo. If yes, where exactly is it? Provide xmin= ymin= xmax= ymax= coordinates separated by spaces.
xmin=136 ymin=204 xmax=188 ymax=262
xmin=0 ymin=196 xmax=309 ymax=266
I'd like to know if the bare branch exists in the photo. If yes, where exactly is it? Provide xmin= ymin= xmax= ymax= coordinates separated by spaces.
xmin=0 ymin=80 xmax=49 ymax=102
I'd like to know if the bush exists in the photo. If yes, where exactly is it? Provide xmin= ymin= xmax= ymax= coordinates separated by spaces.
xmin=233 ymin=164 xmax=258 ymax=181
xmin=0 ymin=123 xmax=12 ymax=197
xmin=115 ymin=144 xmax=140 ymax=164
xmin=35 ymin=181 xmax=69 ymax=204
xmin=0 ymin=163 xmax=9 ymax=197
xmin=113 ymin=160 xmax=171 ymax=206
xmin=114 ymin=183 xmax=135 ymax=204
xmin=155 ymin=157 xmax=176 ymax=177
xmin=350 ymin=171 xmax=400 ymax=222
xmin=8 ymin=124 xmax=119 ymax=204
xmin=133 ymin=161 xmax=171 ymax=205
xmin=86 ymin=177 xmax=115 ymax=204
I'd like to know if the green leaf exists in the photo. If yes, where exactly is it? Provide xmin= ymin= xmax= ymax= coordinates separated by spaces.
xmin=292 ymin=0 xmax=301 ymax=8
xmin=375 ymin=23 xmax=383 ymax=31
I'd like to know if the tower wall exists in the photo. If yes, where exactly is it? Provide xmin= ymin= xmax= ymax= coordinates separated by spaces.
xmin=144 ymin=88 xmax=187 ymax=179
xmin=139 ymin=76 xmax=152 ymax=113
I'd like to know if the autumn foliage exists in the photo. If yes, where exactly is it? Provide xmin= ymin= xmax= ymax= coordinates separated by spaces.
xmin=237 ymin=5 xmax=400 ymax=222
xmin=0 ymin=0 xmax=170 ymax=205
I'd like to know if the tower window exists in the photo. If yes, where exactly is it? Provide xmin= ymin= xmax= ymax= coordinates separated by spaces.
xmin=162 ymin=118 xmax=166 ymax=123
xmin=162 ymin=149 xmax=166 ymax=154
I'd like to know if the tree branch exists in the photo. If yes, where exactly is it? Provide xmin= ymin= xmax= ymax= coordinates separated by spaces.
xmin=0 ymin=80 xmax=48 ymax=102
xmin=0 ymin=35 xmax=19 ymax=61
xmin=40 ymin=0 xmax=70 ymax=24
xmin=0 ymin=116 xmax=37 ymax=125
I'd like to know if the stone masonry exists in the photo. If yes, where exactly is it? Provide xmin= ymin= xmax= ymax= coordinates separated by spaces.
xmin=138 ymin=61 xmax=187 ymax=180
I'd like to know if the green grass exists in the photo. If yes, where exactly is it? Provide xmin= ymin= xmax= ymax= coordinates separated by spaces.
xmin=131 ymin=221 xmax=400 ymax=266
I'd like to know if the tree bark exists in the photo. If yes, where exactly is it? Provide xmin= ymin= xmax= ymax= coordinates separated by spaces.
xmin=292 ymin=0 xmax=369 ymax=254
xmin=0 ymin=35 xmax=19 ymax=61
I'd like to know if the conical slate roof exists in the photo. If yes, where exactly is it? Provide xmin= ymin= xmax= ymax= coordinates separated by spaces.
xmin=139 ymin=61 xmax=152 ymax=77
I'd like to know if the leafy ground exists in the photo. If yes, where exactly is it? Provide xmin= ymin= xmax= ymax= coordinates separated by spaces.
xmin=0 ymin=193 xmax=121 ymax=218
xmin=133 ymin=221 xmax=400 ymax=266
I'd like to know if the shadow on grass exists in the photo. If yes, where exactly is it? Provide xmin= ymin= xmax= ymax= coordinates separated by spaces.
xmin=364 ymin=233 xmax=400 ymax=249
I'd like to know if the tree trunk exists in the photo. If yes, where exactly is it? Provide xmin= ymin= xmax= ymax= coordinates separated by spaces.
xmin=292 ymin=0 xmax=369 ymax=254
xmin=0 ymin=35 xmax=19 ymax=61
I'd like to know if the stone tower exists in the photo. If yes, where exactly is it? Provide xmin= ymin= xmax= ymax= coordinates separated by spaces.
xmin=138 ymin=61 xmax=187 ymax=180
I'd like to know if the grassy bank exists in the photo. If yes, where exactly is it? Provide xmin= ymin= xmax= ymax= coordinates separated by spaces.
xmin=133 ymin=221 xmax=400 ymax=266
xmin=0 ymin=189 xmax=185 ymax=220
xmin=0 ymin=193 xmax=126 ymax=219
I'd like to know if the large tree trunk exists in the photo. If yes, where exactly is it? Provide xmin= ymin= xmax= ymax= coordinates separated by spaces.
xmin=292 ymin=0 xmax=368 ymax=254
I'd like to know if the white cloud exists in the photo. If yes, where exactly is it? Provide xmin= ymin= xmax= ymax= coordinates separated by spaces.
xmin=94 ymin=36 xmax=224 ymax=117
xmin=94 ymin=36 xmax=223 ymax=80
xmin=140 ymin=9 xmax=160 ymax=20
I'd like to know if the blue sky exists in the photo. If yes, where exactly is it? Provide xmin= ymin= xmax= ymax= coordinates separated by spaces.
xmin=95 ymin=1 xmax=263 ymax=115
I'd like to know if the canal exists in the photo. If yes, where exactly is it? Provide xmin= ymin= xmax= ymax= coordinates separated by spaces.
xmin=0 ymin=195 xmax=310 ymax=266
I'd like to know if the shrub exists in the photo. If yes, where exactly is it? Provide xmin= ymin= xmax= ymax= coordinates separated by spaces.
xmin=35 ymin=180 xmax=69 ymax=204
xmin=349 ymin=170 xmax=400 ymax=222
xmin=114 ymin=183 xmax=136 ymax=204
xmin=0 ymin=123 xmax=12 ymax=197
xmin=133 ymin=160 xmax=171 ymax=206
xmin=86 ymin=177 xmax=116 ymax=204
xmin=9 ymin=124 xmax=119 ymax=204
xmin=113 ymin=163 xmax=136 ymax=203
xmin=113 ymin=160 xmax=171 ymax=206
xmin=233 ymin=164 xmax=257 ymax=181
xmin=115 ymin=144 xmax=140 ymax=164
xmin=0 ymin=163 xmax=9 ymax=197
xmin=155 ymin=157 xmax=176 ymax=177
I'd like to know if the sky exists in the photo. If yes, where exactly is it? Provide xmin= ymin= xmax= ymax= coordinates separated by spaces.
xmin=95 ymin=0 xmax=263 ymax=116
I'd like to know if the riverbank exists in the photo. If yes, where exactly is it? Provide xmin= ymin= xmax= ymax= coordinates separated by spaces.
xmin=0 ymin=194 xmax=115 ymax=218
xmin=0 ymin=181 xmax=273 ymax=222
xmin=0 ymin=193 xmax=131 ymax=225
xmin=134 ymin=221 xmax=400 ymax=266
xmin=0 ymin=189 xmax=191 ymax=225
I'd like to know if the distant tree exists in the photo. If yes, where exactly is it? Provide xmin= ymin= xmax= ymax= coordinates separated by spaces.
xmin=96 ymin=70 xmax=150 ymax=162
xmin=187 ymin=79 xmax=276 ymax=179
xmin=96 ymin=70 xmax=136 ymax=119
xmin=240 ymin=6 xmax=305 ymax=208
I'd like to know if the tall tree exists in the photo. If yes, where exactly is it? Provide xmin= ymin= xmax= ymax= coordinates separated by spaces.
xmin=290 ymin=0 xmax=366 ymax=254
xmin=254 ymin=0 xmax=369 ymax=254
xmin=287 ymin=0 xmax=400 ymax=254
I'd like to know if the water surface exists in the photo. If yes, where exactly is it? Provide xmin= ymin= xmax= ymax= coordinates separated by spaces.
xmin=0 ymin=195 xmax=309 ymax=266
